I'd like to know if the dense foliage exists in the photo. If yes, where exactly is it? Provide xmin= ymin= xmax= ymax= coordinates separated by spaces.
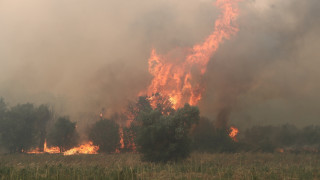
xmin=1 ymin=96 xmax=320 ymax=157
xmin=192 ymin=121 xmax=320 ymax=153
xmin=242 ymin=124 xmax=320 ymax=152
xmin=132 ymin=96 xmax=200 ymax=162
xmin=88 ymin=119 xmax=120 ymax=153
xmin=0 ymin=99 xmax=52 ymax=153
xmin=47 ymin=117 xmax=79 ymax=152
xmin=192 ymin=117 xmax=238 ymax=153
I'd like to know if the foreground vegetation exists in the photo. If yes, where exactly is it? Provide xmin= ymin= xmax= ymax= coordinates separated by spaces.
xmin=0 ymin=153 xmax=319 ymax=179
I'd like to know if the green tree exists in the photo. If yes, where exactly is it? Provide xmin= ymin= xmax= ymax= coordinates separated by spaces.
xmin=35 ymin=105 xmax=52 ymax=151
xmin=47 ymin=117 xmax=79 ymax=152
xmin=0 ymin=103 xmax=38 ymax=153
xmin=136 ymin=104 xmax=200 ymax=162
xmin=88 ymin=119 xmax=120 ymax=153
xmin=122 ymin=96 xmax=152 ymax=152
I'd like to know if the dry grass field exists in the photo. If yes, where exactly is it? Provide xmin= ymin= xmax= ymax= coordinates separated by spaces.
xmin=0 ymin=153 xmax=320 ymax=179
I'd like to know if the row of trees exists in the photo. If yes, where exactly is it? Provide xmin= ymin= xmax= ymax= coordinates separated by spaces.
xmin=192 ymin=118 xmax=320 ymax=153
xmin=0 ymin=97 xmax=123 ymax=154
xmin=0 ymin=98 xmax=80 ymax=153
xmin=242 ymin=124 xmax=320 ymax=152
xmin=0 ymin=96 xmax=200 ymax=162
xmin=0 ymin=98 xmax=51 ymax=153
xmin=1 ymin=96 xmax=320 ymax=162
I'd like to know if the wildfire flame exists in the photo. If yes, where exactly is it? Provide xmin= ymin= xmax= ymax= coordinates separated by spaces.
xmin=116 ymin=127 xmax=125 ymax=153
xmin=142 ymin=0 xmax=241 ymax=109
xmin=27 ymin=140 xmax=60 ymax=154
xmin=229 ymin=126 xmax=239 ymax=142
xmin=63 ymin=141 xmax=99 ymax=155
xmin=27 ymin=140 xmax=98 ymax=155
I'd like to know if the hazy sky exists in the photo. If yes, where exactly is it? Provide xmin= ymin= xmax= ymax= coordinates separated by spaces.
xmin=0 ymin=0 xmax=319 ymax=128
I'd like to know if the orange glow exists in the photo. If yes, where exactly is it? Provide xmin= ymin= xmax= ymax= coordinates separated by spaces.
xmin=276 ymin=148 xmax=284 ymax=153
xmin=120 ymin=127 xmax=125 ymax=149
xmin=141 ymin=0 xmax=241 ymax=109
xmin=63 ymin=141 xmax=99 ymax=155
xmin=27 ymin=140 xmax=60 ymax=154
xmin=26 ymin=148 xmax=42 ymax=154
xmin=229 ymin=126 xmax=239 ymax=142
xmin=44 ymin=140 xmax=60 ymax=153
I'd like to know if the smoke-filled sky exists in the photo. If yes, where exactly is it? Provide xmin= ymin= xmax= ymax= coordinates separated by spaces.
xmin=0 ymin=0 xmax=319 ymax=128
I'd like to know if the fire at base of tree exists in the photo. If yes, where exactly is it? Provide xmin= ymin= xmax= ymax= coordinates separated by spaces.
xmin=1 ymin=96 xmax=320 ymax=163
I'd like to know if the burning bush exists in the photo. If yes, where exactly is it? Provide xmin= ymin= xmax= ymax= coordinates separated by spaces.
xmin=88 ymin=119 xmax=120 ymax=153
xmin=47 ymin=117 xmax=79 ymax=152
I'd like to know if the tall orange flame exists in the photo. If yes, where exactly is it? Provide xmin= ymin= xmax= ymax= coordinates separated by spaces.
xmin=116 ymin=127 xmax=125 ymax=153
xmin=229 ymin=126 xmax=239 ymax=142
xmin=27 ymin=140 xmax=60 ymax=154
xmin=143 ymin=0 xmax=240 ymax=109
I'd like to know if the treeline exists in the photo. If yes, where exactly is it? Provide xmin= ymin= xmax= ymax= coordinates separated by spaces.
xmin=192 ymin=118 xmax=320 ymax=153
xmin=1 ymin=96 xmax=320 ymax=163
xmin=0 ymin=98 xmax=80 ymax=153
xmin=0 ymin=98 xmax=50 ymax=153
xmin=242 ymin=124 xmax=320 ymax=153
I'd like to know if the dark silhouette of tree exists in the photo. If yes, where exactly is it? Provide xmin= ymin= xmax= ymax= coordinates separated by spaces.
xmin=136 ymin=103 xmax=200 ymax=162
xmin=299 ymin=125 xmax=320 ymax=146
xmin=47 ymin=117 xmax=79 ymax=152
xmin=0 ymin=98 xmax=6 ymax=116
xmin=192 ymin=117 xmax=218 ymax=152
xmin=35 ymin=105 xmax=52 ymax=151
xmin=0 ymin=103 xmax=38 ymax=153
xmin=88 ymin=119 xmax=120 ymax=153
xmin=191 ymin=117 xmax=239 ymax=153
xmin=122 ymin=96 xmax=153 ymax=152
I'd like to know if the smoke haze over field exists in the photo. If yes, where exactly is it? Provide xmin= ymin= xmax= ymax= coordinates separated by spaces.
xmin=0 ymin=0 xmax=319 ymax=128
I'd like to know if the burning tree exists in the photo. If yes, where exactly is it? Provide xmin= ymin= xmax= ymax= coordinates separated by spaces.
xmin=35 ymin=105 xmax=52 ymax=152
xmin=141 ymin=0 xmax=241 ymax=110
xmin=133 ymin=0 xmax=242 ymax=153
xmin=47 ymin=117 xmax=79 ymax=152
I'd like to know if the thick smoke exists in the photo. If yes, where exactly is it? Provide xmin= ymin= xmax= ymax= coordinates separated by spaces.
xmin=201 ymin=0 xmax=320 ymax=128
xmin=0 ymin=0 xmax=319 ymax=128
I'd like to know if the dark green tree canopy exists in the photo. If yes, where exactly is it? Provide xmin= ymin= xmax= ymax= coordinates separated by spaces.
xmin=191 ymin=117 xmax=239 ymax=153
xmin=0 ymin=98 xmax=54 ymax=153
xmin=0 ymin=103 xmax=38 ymax=153
xmin=136 ymin=103 xmax=200 ymax=162
xmin=47 ymin=117 xmax=79 ymax=152
xmin=35 ymin=104 xmax=52 ymax=151
xmin=88 ymin=119 xmax=120 ymax=153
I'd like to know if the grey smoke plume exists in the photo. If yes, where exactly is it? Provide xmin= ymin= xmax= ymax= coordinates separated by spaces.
xmin=0 ymin=0 xmax=319 ymax=128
